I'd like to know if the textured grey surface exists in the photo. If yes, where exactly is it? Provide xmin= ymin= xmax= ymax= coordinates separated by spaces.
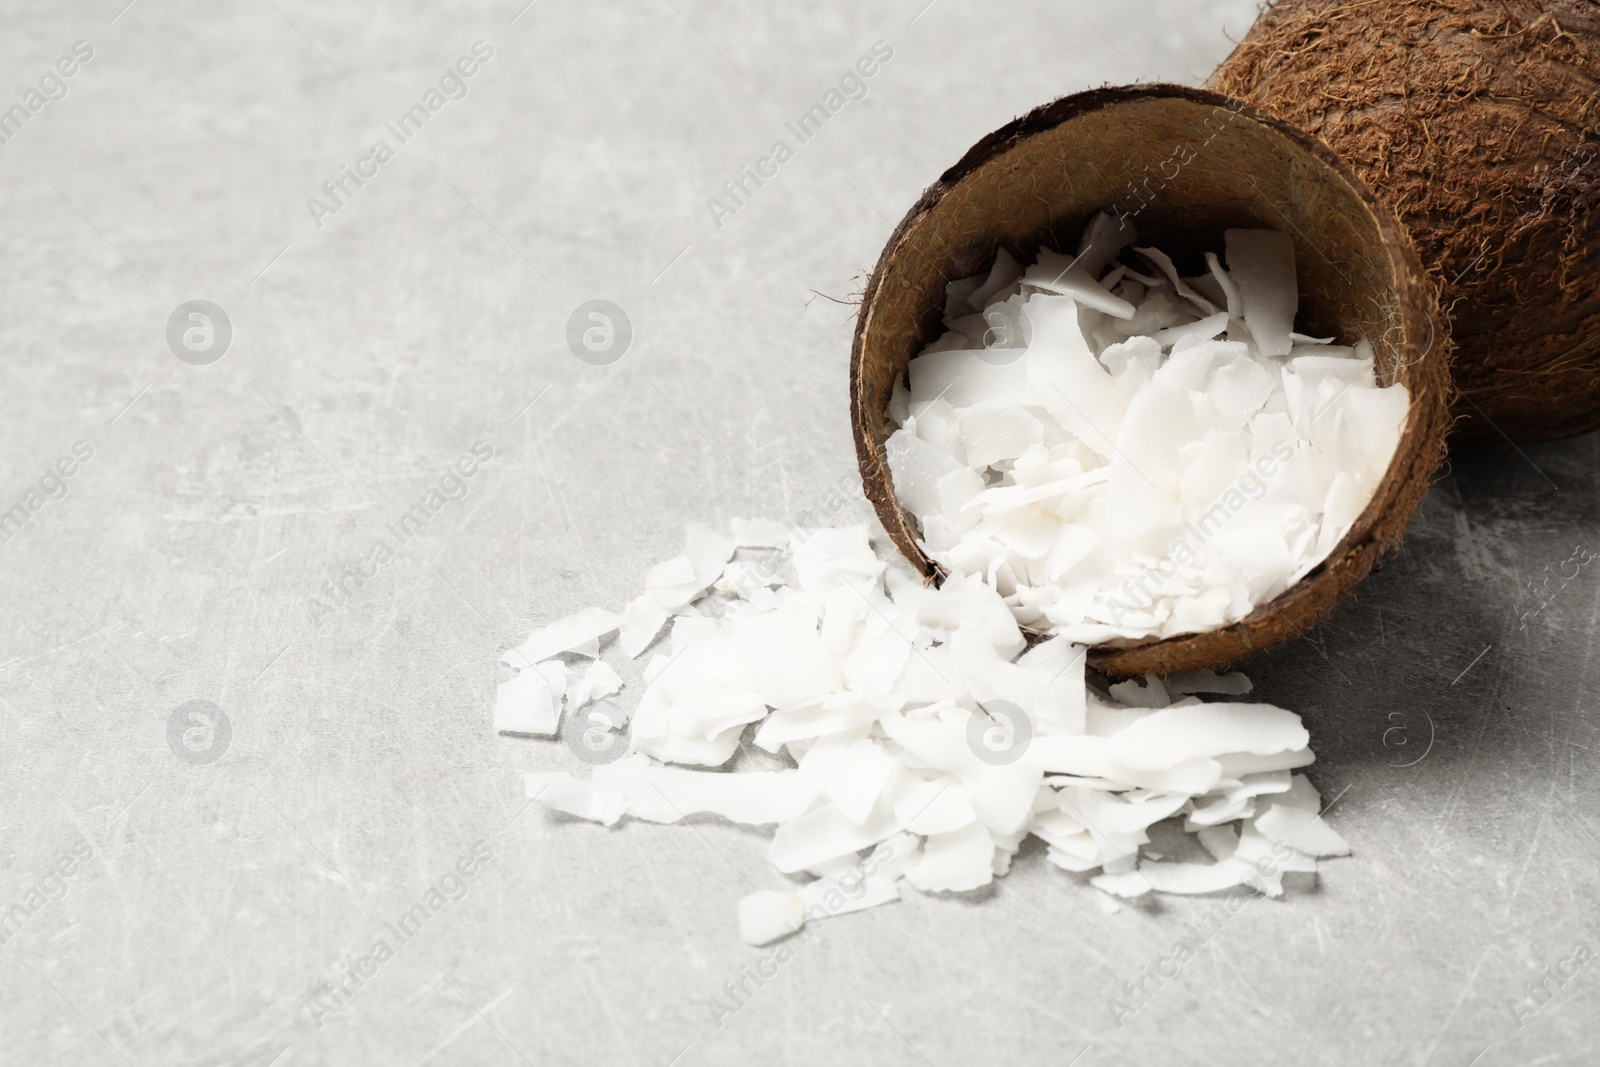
xmin=2 ymin=2 xmax=1598 ymax=1065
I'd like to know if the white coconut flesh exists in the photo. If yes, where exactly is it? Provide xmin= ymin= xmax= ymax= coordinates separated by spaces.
xmin=883 ymin=213 xmax=1410 ymax=644
xmin=501 ymin=518 xmax=1350 ymax=944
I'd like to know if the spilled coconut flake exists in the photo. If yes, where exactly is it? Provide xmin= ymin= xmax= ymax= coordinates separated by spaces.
xmin=499 ymin=519 xmax=1346 ymax=943
xmin=883 ymin=214 xmax=1409 ymax=643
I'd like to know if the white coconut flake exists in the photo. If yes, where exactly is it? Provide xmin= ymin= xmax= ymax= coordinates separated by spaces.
xmin=592 ymin=755 xmax=820 ymax=824
xmin=731 ymin=517 xmax=792 ymax=549
xmin=739 ymin=890 xmax=805 ymax=946
xmin=1136 ymin=246 xmax=1218 ymax=316
xmin=1093 ymin=857 xmax=1256 ymax=898
xmin=646 ymin=524 xmax=734 ymax=611
xmin=1225 ymin=228 xmax=1298 ymax=358
xmin=503 ymin=606 xmax=619 ymax=666
xmin=566 ymin=660 xmax=623 ymax=712
xmin=796 ymin=867 xmax=901 ymax=917
xmin=1074 ymin=210 xmax=1138 ymax=278
xmin=493 ymin=668 xmax=559 ymax=736
xmin=618 ymin=594 xmax=671 ymax=658
xmin=907 ymin=820 xmax=995 ymax=893
xmin=769 ymin=801 xmax=901 ymax=875
xmin=1254 ymin=803 xmax=1351 ymax=857
xmin=967 ymin=247 xmax=1024 ymax=311
xmin=1107 ymin=703 xmax=1309 ymax=766
xmin=524 ymin=772 xmax=626 ymax=827
xmin=1197 ymin=823 xmax=1241 ymax=863
xmin=1023 ymin=251 xmax=1136 ymax=319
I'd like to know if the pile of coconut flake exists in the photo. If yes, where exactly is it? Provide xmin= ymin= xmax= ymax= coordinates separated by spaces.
xmin=499 ymin=521 xmax=1349 ymax=944
xmin=884 ymin=214 xmax=1410 ymax=644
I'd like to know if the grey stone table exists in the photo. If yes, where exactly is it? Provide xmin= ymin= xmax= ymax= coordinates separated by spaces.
xmin=2 ymin=2 xmax=1595 ymax=1064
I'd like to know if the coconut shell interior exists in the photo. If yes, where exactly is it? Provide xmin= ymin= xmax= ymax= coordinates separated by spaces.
xmin=849 ymin=84 xmax=1451 ymax=677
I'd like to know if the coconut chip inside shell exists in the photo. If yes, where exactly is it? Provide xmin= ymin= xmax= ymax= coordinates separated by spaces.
xmin=881 ymin=215 xmax=1409 ymax=647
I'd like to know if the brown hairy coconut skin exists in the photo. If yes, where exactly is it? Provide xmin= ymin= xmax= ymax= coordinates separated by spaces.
xmin=1213 ymin=0 xmax=1600 ymax=442
xmin=849 ymin=84 xmax=1450 ymax=677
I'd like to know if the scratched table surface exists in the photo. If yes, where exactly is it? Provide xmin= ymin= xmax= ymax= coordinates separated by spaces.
xmin=3 ymin=2 xmax=1597 ymax=1065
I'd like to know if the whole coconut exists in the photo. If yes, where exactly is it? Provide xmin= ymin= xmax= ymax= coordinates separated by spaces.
xmin=1212 ymin=0 xmax=1600 ymax=442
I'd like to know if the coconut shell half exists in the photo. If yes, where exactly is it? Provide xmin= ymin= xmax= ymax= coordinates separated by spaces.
xmin=849 ymin=84 xmax=1450 ymax=677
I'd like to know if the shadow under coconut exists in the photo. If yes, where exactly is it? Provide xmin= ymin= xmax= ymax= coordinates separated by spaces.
xmin=1237 ymin=428 xmax=1600 ymax=845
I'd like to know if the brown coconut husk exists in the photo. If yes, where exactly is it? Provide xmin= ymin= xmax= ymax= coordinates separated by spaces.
xmin=849 ymin=84 xmax=1450 ymax=677
xmin=1212 ymin=0 xmax=1600 ymax=442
